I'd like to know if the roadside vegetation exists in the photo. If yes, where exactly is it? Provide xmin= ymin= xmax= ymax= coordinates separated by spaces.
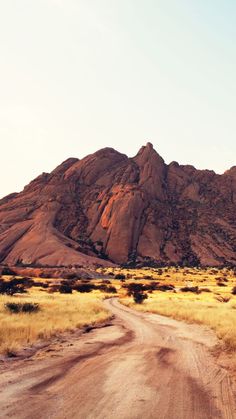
xmin=0 ymin=276 xmax=112 ymax=356
xmin=99 ymin=266 xmax=236 ymax=357
xmin=2 ymin=266 xmax=236 ymax=359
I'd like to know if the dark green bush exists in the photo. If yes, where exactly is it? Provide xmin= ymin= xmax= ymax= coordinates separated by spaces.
xmin=133 ymin=292 xmax=148 ymax=304
xmin=156 ymin=284 xmax=175 ymax=292
xmin=114 ymin=273 xmax=126 ymax=280
xmin=201 ymin=288 xmax=211 ymax=293
xmin=21 ymin=303 xmax=40 ymax=313
xmin=0 ymin=279 xmax=27 ymax=296
xmin=123 ymin=283 xmax=144 ymax=296
xmin=5 ymin=302 xmax=40 ymax=313
xmin=59 ymin=284 xmax=72 ymax=294
xmin=180 ymin=286 xmax=201 ymax=294
xmin=74 ymin=283 xmax=96 ymax=293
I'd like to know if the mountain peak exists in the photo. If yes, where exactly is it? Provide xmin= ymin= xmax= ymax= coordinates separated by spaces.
xmin=145 ymin=141 xmax=153 ymax=149
xmin=0 ymin=143 xmax=235 ymax=268
xmin=135 ymin=142 xmax=164 ymax=164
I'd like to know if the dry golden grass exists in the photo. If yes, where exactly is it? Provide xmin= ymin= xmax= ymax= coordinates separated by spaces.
xmin=2 ymin=266 xmax=236 ymax=358
xmin=122 ymin=293 xmax=236 ymax=350
xmin=0 ymin=288 xmax=110 ymax=355
xmin=110 ymin=266 xmax=236 ymax=355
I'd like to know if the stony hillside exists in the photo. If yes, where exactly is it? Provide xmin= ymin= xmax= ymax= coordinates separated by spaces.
xmin=0 ymin=143 xmax=236 ymax=267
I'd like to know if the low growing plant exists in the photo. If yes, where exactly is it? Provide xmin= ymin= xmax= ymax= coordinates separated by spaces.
xmin=5 ymin=302 xmax=40 ymax=313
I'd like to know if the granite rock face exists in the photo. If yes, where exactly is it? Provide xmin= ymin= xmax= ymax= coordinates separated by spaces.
xmin=0 ymin=144 xmax=236 ymax=267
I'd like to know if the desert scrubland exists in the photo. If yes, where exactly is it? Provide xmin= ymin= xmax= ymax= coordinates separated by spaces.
xmin=1 ymin=267 xmax=236 ymax=418
xmin=1 ymin=266 xmax=236 ymax=361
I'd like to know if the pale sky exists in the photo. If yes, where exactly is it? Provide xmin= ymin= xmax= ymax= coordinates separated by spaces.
xmin=0 ymin=0 xmax=236 ymax=198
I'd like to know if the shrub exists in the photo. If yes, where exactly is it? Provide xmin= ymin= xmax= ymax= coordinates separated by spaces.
xmin=97 ymin=284 xmax=117 ymax=293
xmin=215 ymin=296 xmax=231 ymax=303
xmin=201 ymin=288 xmax=211 ymax=293
xmin=48 ymin=285 xmax=60 ymax=293
xmin=104 ymin=285 xmax=117 ymax=294
xmin=74 ymin=283 xmax=96 ymax=293
xmin=133 ymin=292 xmax=148 ymax=304
xmin=232 ymin=286 xmax=236 ymax=295
xmin=5 ymin=302 xmax=40 ymax=313
xmin=0 ymin=279 xmax=27 ymax=296
xmin=37 ymin=282 xmax=49 ymax=289
xmin=19 ymin=277 xmax=35 ymax=287
xmin=1 ymin=267 xmax=16 ymax=275
xmin=180 ymin=286 xmax=201 ymax=294
xmin=156 ymin=284 xmax=175 ymax=292
xmin=114 ymin=273 xmax=126 ymax=280
xmin=144 ymin=282 xmax=160 ymax=291
xmin=62 ymin=273 xmax=78 ymax=280
xmin=216 ymin=276 xmax=228 ymax=282
xmin=59 ymin=284 xmax=72 ymax=294
xmin=102 ymin=279 xmax=111 ymax=284
xmin=22 ymin=303 xmax=40 ymax=313
xmin=123 ymin=283 xmax=144 ymax=296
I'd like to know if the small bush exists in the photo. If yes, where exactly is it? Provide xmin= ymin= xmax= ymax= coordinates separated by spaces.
xmin=97 ymin=284 xmax=117 ymax=293
xmin=144 ymin=282 xmax=160 ymax=291
xmin=232 ymin=286 xmax=236 ymax=295
xmin=1 ymin=267 xmax=16 ymax=275
xmin=59 ymin=284 xmax=72 ymax=294
xmin=102 ymin=279 xmax=111 ymax=284
xmin=38 ymin=282 xmax=49 ymax=289
xmin=104 ymin=285 xmax=117 ymax=294
xmin=180 ymin=286 xmax=201 ymax=294
xmin=216 ymin=276 xmax=228 ymax=282
xmin=114 ymin=273 xmax=126 ymax=280
xmin=215 ymin=296 xmax=231 ymax=303
xmin=201 ymin=288 xmax=211 ymax=293
xmin=74 ymin=283 xmax=96 ymax=293
xmin=48 ymin=285 xmax=60 ymax=293
xmin=123 ymin=283 xmax=144 ymax=296
xmin=156 ymin=284 xmax=175 ymax=292
xmin=5 ymin=302 xmax=40 ymax=313
xmin=62 ymin=273 xmax=79 ymax=280
xmin=0 ymin=279 xmax=27 ymax=296
xmin=22 ymin=303 xmax=40 ymax=313
xmin=133 ymin=292 xmax=148 ymax=304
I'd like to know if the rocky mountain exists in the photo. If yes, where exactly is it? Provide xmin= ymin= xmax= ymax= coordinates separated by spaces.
xmin=0 ymin=143 xmax=236 ymax=268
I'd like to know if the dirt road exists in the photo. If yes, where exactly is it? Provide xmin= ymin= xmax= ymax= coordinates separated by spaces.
xmin=0 ymin=298 xmax=235 ymax=419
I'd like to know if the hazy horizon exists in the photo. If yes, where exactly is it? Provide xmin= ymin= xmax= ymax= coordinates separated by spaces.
xmin=1 ymin=0 xmax=236 ymax=198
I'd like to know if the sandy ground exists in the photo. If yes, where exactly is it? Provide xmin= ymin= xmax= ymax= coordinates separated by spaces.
xmin=0 ymin=298 xmax=235 ymax=419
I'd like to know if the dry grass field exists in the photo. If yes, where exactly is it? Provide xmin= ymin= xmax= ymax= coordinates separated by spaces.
xmin=0 ymin=279 xmax=111 ymax=356
xmin=1 ymin=266 xmax=236 ymax=360
xmin=99 ymin=266 xmax=236 ymax=358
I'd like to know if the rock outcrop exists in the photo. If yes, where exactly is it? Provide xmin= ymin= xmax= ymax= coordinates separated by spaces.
xmin=0 ymin=144 xmax=236 ymax=267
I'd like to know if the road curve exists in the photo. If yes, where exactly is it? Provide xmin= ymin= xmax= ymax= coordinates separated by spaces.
xmin=0 ymin=298 xmax=235 ymax=419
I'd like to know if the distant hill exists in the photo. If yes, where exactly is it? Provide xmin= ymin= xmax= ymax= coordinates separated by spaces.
xmin=0 ymin=142 xmax=236 ymax=268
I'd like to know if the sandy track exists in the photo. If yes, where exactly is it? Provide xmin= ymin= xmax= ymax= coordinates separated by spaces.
xmin=0 ymin=298 xmax=235 ymax=419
